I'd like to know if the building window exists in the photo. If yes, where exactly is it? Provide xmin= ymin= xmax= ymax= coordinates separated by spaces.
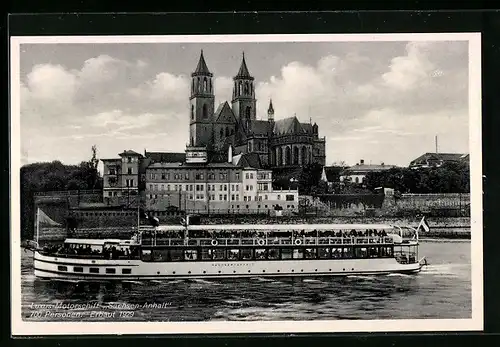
xmin=244 ymin=196 xmax=247 ymax=202
xmin=245 ymin=173 xmax=249 ymax=179
xmin=127 ymin=157 xmax=132 ymax=163
xmin=127 ymin=167 xmax=132 ymax=174
xmin=223 ymin=185 xmax=227 ymax=191
xmin=250 ymin=185 xmax=253 ymax=191
xmin=185 ymin=173 xmax=189 ymax=180
xmin=231 ymin=194 xmax=235 ymax=201
xmin=264 ymin=195 xmax=268 ymax=200
xmin=277 ymin=195 xmax=281 ymax=200
xmin=236 ymin=195 xmax=239 ymax=201
xmin=224 ymin=194 xmax=227 ymax=201
xmin=235 ymin=172 xmax=240 ymax=180
xmin=250 ymin=173 xmax=254 ymax=179
xmin=108 ymin=192 xmax=112 ymax=197
xmin=219 ymin=194 xmax=223 ymax=200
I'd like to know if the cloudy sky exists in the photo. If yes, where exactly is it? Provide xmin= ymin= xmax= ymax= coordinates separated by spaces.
xmin=18 ymin=39 xmax=469 ymax=168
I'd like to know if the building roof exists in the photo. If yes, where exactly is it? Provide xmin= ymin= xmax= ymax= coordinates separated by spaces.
xmin=192 ymin=50 xmax=212 ymax=76
xmin=100 ymin=158 xmax=122 ymax=162
xmin=234 ymin=52 xmax=253 ymax=79
xmin=145 ymin=151 xmax=186 ymax=163
xmin=148 ymin=162 xmax=239 ymax=169
xmin=410 ymin=152 xmax=469 ymax=166
xmin=344 ymin=164 xmax=396 ymax=174
xmin=118 ymin=150 xmax=143 ymax=157
xmin=237 ymin=152 xmax=262 ymax=169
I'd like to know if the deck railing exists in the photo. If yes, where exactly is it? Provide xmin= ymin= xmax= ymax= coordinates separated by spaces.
xmin=140 ymin=236 xmax=395 ymax=247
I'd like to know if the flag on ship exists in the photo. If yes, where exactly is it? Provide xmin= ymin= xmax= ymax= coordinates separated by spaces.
xmin=37 ymin=207 xmax=62 ymax=227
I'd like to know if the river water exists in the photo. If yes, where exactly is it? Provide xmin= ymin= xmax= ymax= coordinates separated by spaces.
xmin=20 ymin=240 xmax=471 ymax=321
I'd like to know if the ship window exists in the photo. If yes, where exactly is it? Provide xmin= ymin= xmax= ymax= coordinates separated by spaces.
xmin=332 ymin=247 xmax=343 ymax=259
xmin=255 ymin=249 xmax=266 ymax=260
xmin=292 ymin=249 xmax=304 ymax=259
xmin=89 ymin=268 xmax=99 ymax=274
xmin=240 ymin=249 xmax=253 ymax=260
xmin=141 ymin=249 xmax=152 ymax=261
xmin=152 ymin=249 xmax=169 ymax=262
xmin=201 ymin=249 xmax=212 ymax=260
xmin=368 ymin=247 xmax=379 ymax=258
xmin=305 ymin=248 xmax=317 ymax=259
xmin=227 ymin=249 xmax=240 ymax=260
xmin=343 ymin=247 xmax=354 ymax=258
xmin=381 ymin=246 xmax=393 ymax=257
xmin=73 ymin=266 xmax=83 ymax=273
xmin=281 ymin=248 xmax=293 ymax=260
xmin=318 ymin=248 xmax=331 ymax=259
xmin=184 ymin=250 xmax=198 ymax=261
xmin=169 ymin=250 xmax=184 ymax=261
xmin=204 ymin=249 xmax=225 ymax=260
xmin=354 ymin=247 xmax=368 ymax=258
xmin=267 ymin=248 xmax=279 ymax=260
xmin=106 ymin=268 xmax=116 ymax=274
xmin=122 ymin=269 xmax=132 ymax=274
xmin=58 ymin=266 xmax=68 ymax=272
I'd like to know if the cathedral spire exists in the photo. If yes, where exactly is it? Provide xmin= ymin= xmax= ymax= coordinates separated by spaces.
xmin=235 ymin=51 xmax=252 ymax=79
xmin=268 ymin=99 xmax=274 ymax=115
xmin=193 ymin=49 xmax=212 ymax=76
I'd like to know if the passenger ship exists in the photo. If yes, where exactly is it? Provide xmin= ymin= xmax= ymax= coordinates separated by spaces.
xmin=29 ymin=216 xmax=428 ymax=281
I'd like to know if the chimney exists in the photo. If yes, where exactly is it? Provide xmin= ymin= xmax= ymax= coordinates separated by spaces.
xmin=360 ymin=159 xmax=365 ymax=165
xmin=228 ymin=145 xmax=233 ymax=163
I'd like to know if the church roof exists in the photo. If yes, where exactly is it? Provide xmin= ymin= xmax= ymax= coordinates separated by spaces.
xmin=234 ymin=53 xmax=254 ymax=80
xmin=301 ymin=123 xmax=313 ymax=133
xmin=273 ymin=117 xmax=306 ymax=135
xmin=214 ymin=102 xmax=236 ymax=123
xmin=192 ymin=50 xmax=212 ymax=76
xmin=249 ymin=120 xmax=271 ymax=136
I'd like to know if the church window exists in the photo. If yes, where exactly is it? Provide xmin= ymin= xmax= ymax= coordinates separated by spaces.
xmin=191 ymin=105 xmax=194 ymax=120
xmin=231 ymin=128 xmax=234 ymax=135
xmin=209 ymin=79 xmax=212 ymax=93
xmin=197 ymin=78 xmax=201 ymax=92
xmin=245 ymin=106 xmax=251 ymax=121
xmin=220 ymin=128 xmax=224 ymax=138
xmin=238 ymin=81 xmax=243 ymax=96
xmin=203 ymin=104 xmax=208 ymax=119
xmin=191 ymin=137 xmax=194 ymax=146
xmin=191 ymin=79 xmax=194 ymax=94
xmin=203 ymin=78 xmax=208 ymax=92
xmin=244 ymin=82 xmax=249 ymax=94
xmin=225 ymin=127 xmax=229 ymax=136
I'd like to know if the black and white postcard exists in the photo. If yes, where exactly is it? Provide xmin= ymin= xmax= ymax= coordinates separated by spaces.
xmin=10 ymin=33 xmax=483 ymax=335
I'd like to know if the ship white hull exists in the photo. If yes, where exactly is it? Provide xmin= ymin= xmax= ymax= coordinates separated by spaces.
xmin=33 ymin=251 xmax=423 ymax=282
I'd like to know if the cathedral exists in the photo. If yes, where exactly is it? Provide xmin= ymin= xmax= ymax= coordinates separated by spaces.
xmin=188 ymin=50 xmax=326 ymax=170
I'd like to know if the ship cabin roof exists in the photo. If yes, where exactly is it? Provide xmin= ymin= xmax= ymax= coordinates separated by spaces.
xmin=64 ymin=238 xmax=136 ymax=246
xmin=153 ymin=223 xmax=395 ymax=232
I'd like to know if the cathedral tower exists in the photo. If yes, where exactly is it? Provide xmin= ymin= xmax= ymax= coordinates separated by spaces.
xmin=189 ymin=50 xmax=215 ymax=148
xmin=232 ymin=52 xmax=256 ymax=129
